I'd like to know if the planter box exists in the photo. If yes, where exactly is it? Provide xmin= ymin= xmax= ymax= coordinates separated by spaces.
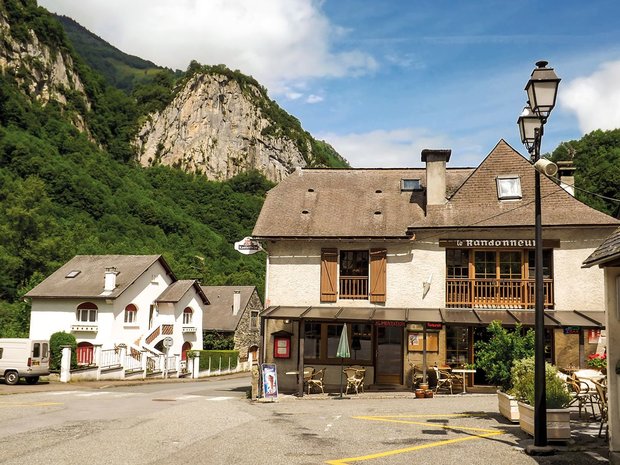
xmin=517 ymin=402 xmax=571 ymax=441
xmin=497 ymin=390 xmax=519 ymax=423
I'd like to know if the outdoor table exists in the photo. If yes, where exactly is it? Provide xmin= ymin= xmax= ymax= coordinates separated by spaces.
xmin=451 ymin=369 xmax=477 ymax=394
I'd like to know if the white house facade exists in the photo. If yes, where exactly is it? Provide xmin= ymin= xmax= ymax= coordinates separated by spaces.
xmin=253 ymin=141 xmax=619 ymax=393
xmin=26 ymin=255 xmax=208 ymax=368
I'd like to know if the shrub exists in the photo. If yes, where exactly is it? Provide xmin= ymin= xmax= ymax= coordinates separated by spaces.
xmin=510 ymin=356 xmax=571 ymax=409
xmin=197 ymin=350 xmax=239 ymax=371
xmin=474 ymin=321 xmax=535 ymax=391
xmin=49 ymin=331 xmax=77 ymax=370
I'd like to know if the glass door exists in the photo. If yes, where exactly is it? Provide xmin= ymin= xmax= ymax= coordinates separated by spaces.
xmin=375 ymin=326 xmax=403 ymax=384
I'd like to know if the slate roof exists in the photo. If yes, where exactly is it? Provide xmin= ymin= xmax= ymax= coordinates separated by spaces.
xmin=25 ymin=255 xmax=175 ymax=299
xmin=583 ymin=227 xmax=620 ymax=267
xmin=252 ymin=140 xmax=619 ymax=238
xmin=156 ymin=280 xmax=210 ymax=305
xmin=201 ymin=286 xmax=257 ymax=332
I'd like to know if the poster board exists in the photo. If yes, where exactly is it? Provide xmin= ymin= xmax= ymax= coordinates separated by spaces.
xmin=407 ymin=332 xmax=439 ymax=352
xmin=261 ymin=363 xmax=279 ymax=400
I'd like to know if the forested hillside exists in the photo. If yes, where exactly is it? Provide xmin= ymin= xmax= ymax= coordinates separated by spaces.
xmin=550 ymin=128 xmax=620 ymax=217
xmin=0 ymin=0 xmax=272 ymax=337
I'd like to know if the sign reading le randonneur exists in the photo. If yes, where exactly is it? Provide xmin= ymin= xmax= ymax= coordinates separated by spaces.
xmin=234 ymin=237 xmax=261 ymax=255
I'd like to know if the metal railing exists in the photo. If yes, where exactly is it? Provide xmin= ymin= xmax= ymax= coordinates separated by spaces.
xmin=446 ymin=278 xmax=554 ymax=308
xmin=99 ymin=348 xmax=121 ymax=369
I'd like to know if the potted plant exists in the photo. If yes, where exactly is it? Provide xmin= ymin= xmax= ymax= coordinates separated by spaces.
xmin=474 ymin=321 xmax=534 ymax=422
xmin=587 ymin=352 xmax=607 ymax=374
xmin=511 ymin=356 xmax=572 ymax=440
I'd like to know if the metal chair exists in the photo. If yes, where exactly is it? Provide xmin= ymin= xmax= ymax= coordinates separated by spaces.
xmin=307 ymin=368 xmax=325 ymax=394
xmin=302 ymin=366 xmax=315 ymax=393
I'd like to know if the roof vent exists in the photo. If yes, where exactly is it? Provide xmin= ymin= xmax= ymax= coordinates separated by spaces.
xmin=374 ymin=211 xmax=382 ymax=215
xmin=307 ymin=188 xmax=314 ymax=192
xmin=302 ymin=210 xmax=309 ymax=214
xmin=375 ymin=189 xmax=382 ymax=194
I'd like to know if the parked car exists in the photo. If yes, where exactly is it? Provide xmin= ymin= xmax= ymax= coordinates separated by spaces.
xmin=0 ymin=338 xmax=50 ymax=385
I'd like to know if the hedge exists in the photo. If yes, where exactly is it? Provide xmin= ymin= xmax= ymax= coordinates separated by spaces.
xmin=196 ymin=350 xmax=239 ymax=371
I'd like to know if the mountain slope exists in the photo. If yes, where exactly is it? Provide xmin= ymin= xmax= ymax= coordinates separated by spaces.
xmin=54 ymin=14 xmax=174 ymax=92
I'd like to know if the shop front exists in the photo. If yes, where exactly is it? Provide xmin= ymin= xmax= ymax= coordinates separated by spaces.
xmin=260 ymin=306 xmax=605 ymax=394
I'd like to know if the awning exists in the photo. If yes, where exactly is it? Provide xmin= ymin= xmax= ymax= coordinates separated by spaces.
xmin=261 ymin=306 xmax=605 ymax=329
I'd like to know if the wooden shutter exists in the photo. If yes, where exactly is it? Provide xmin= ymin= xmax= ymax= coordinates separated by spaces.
xmin=369 ymin=248 xmax=387 ymax=303
xmin=320 ymin=248 xmax=338 ymax=302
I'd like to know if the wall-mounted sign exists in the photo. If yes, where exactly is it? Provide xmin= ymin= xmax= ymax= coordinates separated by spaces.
xmin=375 ymin=321 xmax=406 ymax=327
xmin=426 ymin=322 xmax=443 ymax=330
xmin=588 ymin=329 xmax=602 ymax=344
xmin=234 ymin=237 xmax=262 ymax=255
xmin=439 ymin=239 xmax=560 ymax=249
xmin=563 ymin=326 xmax=580 ymax=335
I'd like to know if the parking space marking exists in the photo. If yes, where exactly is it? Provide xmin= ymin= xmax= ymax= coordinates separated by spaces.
xmin=326 ymin=413 xmax=505 ymax=465
xmin=0 ymin=401 xmax=63 ymax=408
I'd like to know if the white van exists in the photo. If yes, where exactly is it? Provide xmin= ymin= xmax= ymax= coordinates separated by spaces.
xmin=0 ymin=338 xmax=50 ymax=385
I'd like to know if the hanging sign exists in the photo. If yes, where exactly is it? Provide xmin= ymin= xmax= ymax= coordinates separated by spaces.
xmin=426 ymin=322 xmax=443 ymax=330
xmin=234 ymin=237 xmax=261 ymax=255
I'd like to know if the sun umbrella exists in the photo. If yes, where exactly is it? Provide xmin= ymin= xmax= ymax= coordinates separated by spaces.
xmin=336 ymin=323 xmax=350 ymax=399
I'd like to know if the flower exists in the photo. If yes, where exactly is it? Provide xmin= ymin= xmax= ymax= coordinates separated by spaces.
xmin=586 ymin=352 xmax=607 ymax=369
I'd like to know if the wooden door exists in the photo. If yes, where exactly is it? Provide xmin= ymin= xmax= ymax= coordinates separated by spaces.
xmin=374 ymin=326 xmax=403 ymax=384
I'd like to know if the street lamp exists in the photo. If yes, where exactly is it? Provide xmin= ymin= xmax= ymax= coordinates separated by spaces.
xmin=517 ymin=60 xmax=560 ymax=450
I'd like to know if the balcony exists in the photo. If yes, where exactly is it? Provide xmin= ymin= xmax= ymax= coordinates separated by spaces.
xmin=446 ymin=278 xmax=554 ymax=309
xmin=339 ymin=276 xmax=368 ymax=300
xmin=71 ymin=323 xmax=98 ymax=332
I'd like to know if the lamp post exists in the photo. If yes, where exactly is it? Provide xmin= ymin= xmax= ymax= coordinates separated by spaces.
xmin=517 ymin=61 xmax=560 ymax=450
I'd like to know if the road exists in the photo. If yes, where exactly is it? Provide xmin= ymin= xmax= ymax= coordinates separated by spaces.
xmin=0 ymin=376 xmax=609 ymax=464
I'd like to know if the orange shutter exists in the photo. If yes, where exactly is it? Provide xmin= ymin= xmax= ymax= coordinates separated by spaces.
xmin=320 ymin=249 xmax=338 ymax=302
xmin=369 ymin=248 xmax=387 ymax=303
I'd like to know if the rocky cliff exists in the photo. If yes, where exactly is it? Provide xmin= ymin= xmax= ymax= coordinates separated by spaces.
xmin=0 ymin=2 xmax=90 ymax=130
xmin=135 ymin=69 xmax=344 ymax=182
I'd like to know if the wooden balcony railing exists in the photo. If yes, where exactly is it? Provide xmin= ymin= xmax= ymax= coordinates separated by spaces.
xmin=339 ymin=276 xmax=369 ymax=299
xmin=446 ymin=278 xmax=554 ymax=309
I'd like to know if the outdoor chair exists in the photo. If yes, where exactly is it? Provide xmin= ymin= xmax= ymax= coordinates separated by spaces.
xmin=433 ymin=366 xmax=457 ymax=394
xmin=566 ymin=375 xmax=597 ymax=420
xmin=302 ymin=366 xmax=315 ymax=393
xmin=307 ymin=368 xmax=325 ymax=394
xmin=592 ymin=379 xmax=608 ymax=439
xmin=410 ymin=363 xmax=424 ymax=389
xmin=344 ymin=367 xmax=365 ymax=395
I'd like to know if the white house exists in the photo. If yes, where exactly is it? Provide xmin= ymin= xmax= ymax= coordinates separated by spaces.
xmin=26 ymin=255 xmax=208 ymax=368
xmin=253 ymin=141 xmax=619 ymax=393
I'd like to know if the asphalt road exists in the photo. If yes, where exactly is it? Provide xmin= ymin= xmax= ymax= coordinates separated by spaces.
xmin=0 ymin=375 xmax=609 ymax=465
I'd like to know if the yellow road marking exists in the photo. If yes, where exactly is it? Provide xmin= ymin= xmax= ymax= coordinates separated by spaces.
xmin=326 ymin=414 xmax=505 ymax=465
xmin=0 ymin=402 xmax=63 ymax=407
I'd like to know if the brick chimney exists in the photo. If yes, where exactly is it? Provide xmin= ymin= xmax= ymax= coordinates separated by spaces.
xmin=421 ymin=149 xmax=452 ymax=206
xmin=557 ymin=160 xmax=576 ymax=197
xmin=232 ymin=290 xmax=241 ymax=315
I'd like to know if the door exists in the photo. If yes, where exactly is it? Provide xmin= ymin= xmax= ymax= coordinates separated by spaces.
xmin=76 ymin=342 xmax=94 ymax=365
xmin=375 ymin=326 xmax=403 ymax=384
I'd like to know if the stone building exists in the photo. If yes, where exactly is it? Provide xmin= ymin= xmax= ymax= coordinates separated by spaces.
xmin=253 ymin=140 xmax=619 ymax=393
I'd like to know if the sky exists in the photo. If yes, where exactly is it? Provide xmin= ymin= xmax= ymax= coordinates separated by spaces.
xmin=38 ymin=0 xmax=620 ymax=168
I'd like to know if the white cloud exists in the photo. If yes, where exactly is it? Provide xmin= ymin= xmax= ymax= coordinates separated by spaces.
xmin=562 ymin=60 xmax=620 ymax=133
xmin=38 ymin=0 xmax=377 ymax=92
xmin=306 ymin=94 xmax=323 ymax=104
xmin=316 ymin=128 xmax=453 ymax=168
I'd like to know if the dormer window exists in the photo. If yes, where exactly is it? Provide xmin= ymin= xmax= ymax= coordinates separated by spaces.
xmin=496 ymin=176 xmax=522 ymax=200
xmin=401 ymin=179 xmax=421 ymax=191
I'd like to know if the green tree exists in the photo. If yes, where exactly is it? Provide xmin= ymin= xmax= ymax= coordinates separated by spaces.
xmin=474 ymin=321 xmax=535 ymax=391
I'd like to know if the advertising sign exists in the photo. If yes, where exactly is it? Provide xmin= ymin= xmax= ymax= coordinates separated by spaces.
xmin=234 ymin=237 xmax=261 ymax=255
xmin=261 ymin=363 xmax=278 ymax=400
